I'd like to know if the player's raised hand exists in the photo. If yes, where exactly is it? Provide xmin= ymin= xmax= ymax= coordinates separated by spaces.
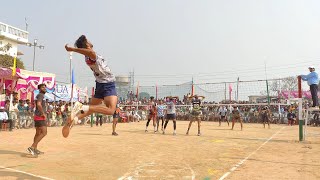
xmin=65 ymin=44 xmax=73 ymax=52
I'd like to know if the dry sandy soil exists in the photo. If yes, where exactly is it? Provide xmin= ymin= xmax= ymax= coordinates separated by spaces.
xmin=0 ymin=121 xmax=319 ymax=180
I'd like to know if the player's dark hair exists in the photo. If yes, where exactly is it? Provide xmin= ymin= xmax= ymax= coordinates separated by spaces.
xmin=38 ymin=83 xmax=46 ymax=90
xmin=74 ymin=35 xmax=88 ymax=48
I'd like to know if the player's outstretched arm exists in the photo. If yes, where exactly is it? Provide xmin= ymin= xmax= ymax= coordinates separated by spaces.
xmin=65 ymin=44 xmax=96 ymax=60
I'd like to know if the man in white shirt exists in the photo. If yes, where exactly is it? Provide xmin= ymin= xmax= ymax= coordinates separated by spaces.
xmin=0 ymin=107 xmax=13 ymax=131
xmin=10 ymin=101 xmax=19 ymax=129
xmin=218 ymin=106 xmax=229 ymax=126
xmin=163 ymin=97 xmax=177 ymax=135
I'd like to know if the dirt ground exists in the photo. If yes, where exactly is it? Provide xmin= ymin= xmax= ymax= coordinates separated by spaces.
xmin=0 ymin=121 xmax=320 ymax=180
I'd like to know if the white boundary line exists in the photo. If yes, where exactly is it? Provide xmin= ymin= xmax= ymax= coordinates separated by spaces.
xmin=218 ymin=126 xmax=285 ymax=180
xmin=0 ymin=165 xmax=54 ymax=180
xmin=118 ymin=162 xmax=195 ymax=180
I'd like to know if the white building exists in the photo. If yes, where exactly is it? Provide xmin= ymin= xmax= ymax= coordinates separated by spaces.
xmin=0 ymin=21 xmax=29 ymax=56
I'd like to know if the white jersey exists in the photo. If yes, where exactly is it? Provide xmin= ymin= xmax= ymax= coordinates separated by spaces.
xmin=219 ymin=107 xmax=227 ymax=116
xmin=166 ymin=101 xmax=176 ymax=114
xmin=85 ymin=54 xmax=115 ymax=83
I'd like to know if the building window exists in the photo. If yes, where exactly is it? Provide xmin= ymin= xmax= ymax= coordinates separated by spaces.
xmin=0 ymin=24 xmax=6 ymax=32
xmin=8 ymin=27 xmax=12 ymax=34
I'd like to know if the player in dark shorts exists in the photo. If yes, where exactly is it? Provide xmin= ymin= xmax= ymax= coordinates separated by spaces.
xmin=287 ymin=109 xmax=296 ymax=126
xmin=186 ymin=95 xmax=204 ymax=136
xmin=145 ymin=96 xmax=157 ymax=133
xmin=63 ymin=35 xmax=117 ymax=138
xmin=156 ymin=100 xmax=166 ymax=132
xmin=163 ymin=96 xmax=177 ymax=135
xmin=231 ymin=106 xmax=243 ymax=130
xmin=27 ymin=84 xmax=47 ymax=157
xmin=260 ymin=106 xmax=271 ymax=128
xmin=219 ymin=106 xmax=229 ymax=126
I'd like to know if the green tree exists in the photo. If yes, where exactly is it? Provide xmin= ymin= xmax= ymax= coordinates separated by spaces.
xmin=0 ymin=43 xmax=12 ymax=52
xmin=0 ymin=54 xmax=25 ymax=69
xmin=0 ymin=43 xmax=25 ymax=69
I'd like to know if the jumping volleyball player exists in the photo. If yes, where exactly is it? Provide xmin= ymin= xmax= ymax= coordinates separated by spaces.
xmin=186 ymin=95 xmax=203 ymax=136
xmin=145 ymin=96 xmax=157 ymax=133
xmin=63 ymin=35 xmax=117 ymax=137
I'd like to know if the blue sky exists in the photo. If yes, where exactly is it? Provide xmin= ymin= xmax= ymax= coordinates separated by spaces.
xmin=2 ymin=0 xmax=320 ymax=89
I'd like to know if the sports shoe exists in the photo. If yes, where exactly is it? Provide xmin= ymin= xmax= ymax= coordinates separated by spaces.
xmin=186 ymin=132 xmax=189 ymax=135
xmin=197 ymin=132 xmax=201 ymax=136
xmin=112 ymin=132 xmax=118 ymax=136
xmin=162 ymin=131 xmax=165 ymax=135
xmin=27 ymin=147 xmax=37 ymax=157
xmin=35 ymin=149 xmax=44 ymax=155
xmin=173 ymin=132 xmax=176 ymax=136
xmin=71 ymin=102 xmax=83 ymax=120
xmin=145 ymin=130 xmax=148 ymax=133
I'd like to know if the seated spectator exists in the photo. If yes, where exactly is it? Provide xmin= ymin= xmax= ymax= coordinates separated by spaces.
xmin=0 ymin=107 xmax=13 ymax=131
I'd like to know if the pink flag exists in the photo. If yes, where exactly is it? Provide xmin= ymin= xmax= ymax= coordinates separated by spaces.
xmin=229 ymin=84 xmax=232 ymax=92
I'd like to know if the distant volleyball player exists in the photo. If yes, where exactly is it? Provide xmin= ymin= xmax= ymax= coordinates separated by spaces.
xmin=145 ymin=96 xmax=157 ymax=133
xmin=218 ymin=106 xmax=229 ymax=126
xmin=231 ymin=106 xmax=243 ymax=130
xmin=63 ymin=35 xmax=117 ymax=137
xmin=186 ymin=95 xmax=203 ymax=136
xmin=260 ymin=106 xmax=271 ymax=129
xmin=156 ymin=100 xmax=166 ymax=132
xmin=163 ymin=97 xmax=177 ymax=135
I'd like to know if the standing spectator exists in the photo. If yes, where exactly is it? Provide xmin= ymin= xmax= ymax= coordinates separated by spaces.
xmin=130 ymin=91 xmax=134 ymax=101
xmin=127 ymin=91 xmax=130 ymax=101
xmin=57 ymin=108 xmax=63 ymax=125
xmin=9 ymin=101 xmax=20 ymax=129
xmin=300 ymin=66 xmax=319 ymax=108
xmin=60 ymin=102 xmax=67 ymax=125
xmin=4 ymin=100 xmax=10 ymax=112
xmin=25 ymin=99 xmax=33 ymax=128
xmin=18 ymin=100 xmax=27 ymax=128
xmin=96 ymin=113 xmax=103 ymax=126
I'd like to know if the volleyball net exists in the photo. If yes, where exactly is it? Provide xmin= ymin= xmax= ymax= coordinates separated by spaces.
xmin=130 ymin=77 xmax=306 ymax=103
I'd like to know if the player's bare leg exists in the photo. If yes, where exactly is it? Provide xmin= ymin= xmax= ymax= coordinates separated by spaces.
xmin=186 ymin=119 xmax=193 ymax=135
xmin=197 ymin=118 xmax=201 ymax=136
xmin=231 ymin=118 xmax=235 ymax=130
